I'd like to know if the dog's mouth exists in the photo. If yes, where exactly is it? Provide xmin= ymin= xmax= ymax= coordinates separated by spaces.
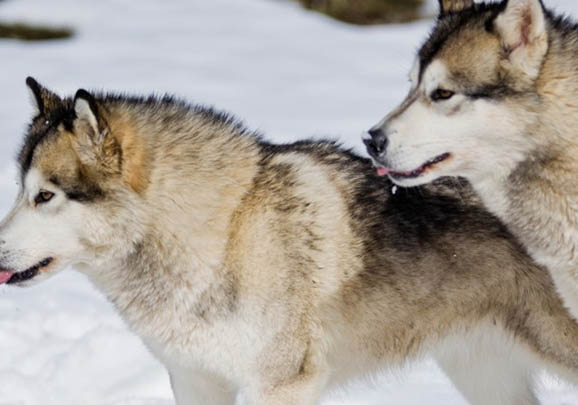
xmin=0 ymin=258 xmax=53 ymax=285
xmin=376 ymin=153 xmax=451 ymax=179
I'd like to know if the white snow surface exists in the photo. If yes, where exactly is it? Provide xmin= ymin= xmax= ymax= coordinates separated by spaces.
xmin=0 ymin=0 xmax=577 ymax=404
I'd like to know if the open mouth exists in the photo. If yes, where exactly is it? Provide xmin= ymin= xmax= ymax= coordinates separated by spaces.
xmin=0 ymin=258 xmax=53 ymax=285
xmin=377 ymin=153 xmax=451 ymax=180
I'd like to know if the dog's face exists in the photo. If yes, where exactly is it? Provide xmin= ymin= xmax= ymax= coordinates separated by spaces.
xmin=364 ymin=0 xmax=548 ymax=187
xmin=0 ymin=78 xmax=148 ymax=286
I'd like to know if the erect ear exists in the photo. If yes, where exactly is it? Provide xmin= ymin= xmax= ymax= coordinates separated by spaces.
xmin=494 ymin=0 xmax=548 ymax=80
xmin=438 ymin=0 xmax=474 ymax=17
xmin=74 ymin=89 xmax=103 ymax=138
xmin=26 ymin=76 xmax=63 ymax=116
xmin=73 ymin=90 xmax=119 ymax=170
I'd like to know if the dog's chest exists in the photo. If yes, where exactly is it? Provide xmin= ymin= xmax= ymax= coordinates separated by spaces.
xmin=129 ymin=306 xmax=260 ymax=382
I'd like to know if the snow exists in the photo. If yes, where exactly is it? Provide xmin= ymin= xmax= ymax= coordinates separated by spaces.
xmin=0 ymin=0 xmax=576 ymax=403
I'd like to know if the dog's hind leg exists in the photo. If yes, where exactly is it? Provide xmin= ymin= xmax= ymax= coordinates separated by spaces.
xmin=169 ymin=368 xmax=236 ymax=405
xmin=434 ymin=322 xmax=540 ymax=405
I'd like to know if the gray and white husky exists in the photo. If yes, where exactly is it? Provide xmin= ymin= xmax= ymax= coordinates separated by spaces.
xmin=365 ymin=0 xmax=578 ymax=322
xmin=2 ymin=77 xmax=578 ymax=404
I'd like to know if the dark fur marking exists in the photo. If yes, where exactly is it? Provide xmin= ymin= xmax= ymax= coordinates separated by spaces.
xmin=18 ymin=103 xmax=75 ymax=178
xmin=419 ymin=2 xmax=507 ymax=80
xmin=46 ymin=170 xmax=105 ymax=203
xmin=64 ymin=188 xmax=104 ymax=202
xmin=18 ymin=90 xmax=263 ymax=205
xmin=422 ymin=0 xmax=578 ymax=76
xmin=465 ymin=84 xmax=516 ymax=99
xmin=48 ymin=176 xmax=60 ymax=186
xmin=286 ymin=143 xmax=514 ymax=296
xmin=417 ymin=1 xmax=576 ymax=100
xmin=256 ymin=140 xmax=513 ymax=292
xmin=26 ymin=77 xmax=46 ymax=114
xmin=75 ymin=89 xmax=100 ymax=118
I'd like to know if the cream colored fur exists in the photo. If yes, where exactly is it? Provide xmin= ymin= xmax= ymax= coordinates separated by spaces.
xmin=4 ymin=80 xmax=578 ymax=404
xmin=368 ymin=0 xmax=578 ymax=321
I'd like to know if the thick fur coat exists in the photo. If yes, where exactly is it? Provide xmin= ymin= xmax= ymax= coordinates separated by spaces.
xmin=0 ymin=79 xmax=577 ymax=404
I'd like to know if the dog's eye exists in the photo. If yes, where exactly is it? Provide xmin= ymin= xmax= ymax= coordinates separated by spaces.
xmin=35 ymin=190 xmax=55 ymax=205
xmin=431 ymin=89 xmax=455 ymax=101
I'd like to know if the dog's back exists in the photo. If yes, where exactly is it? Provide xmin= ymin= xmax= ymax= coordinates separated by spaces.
xmin=225 ymin=137 xmax=578 ymax=403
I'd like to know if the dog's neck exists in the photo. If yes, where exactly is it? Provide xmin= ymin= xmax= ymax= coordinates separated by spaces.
xmin=471 ymin=133 xmax=578 ymax=274
xmin=469 ymin=20 xmax=578 ymax=270
xmin=78 ymin=119 xmax=261 ymax=344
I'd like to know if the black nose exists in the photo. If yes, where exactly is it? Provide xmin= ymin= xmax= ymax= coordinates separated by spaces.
xmin=364 ymin=128 xmax=388 ymax=157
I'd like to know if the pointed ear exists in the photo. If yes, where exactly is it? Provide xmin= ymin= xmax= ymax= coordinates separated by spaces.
xmin=26 ymin=77 xmax=62 ymax=116
xmin=438 ymin=0 xmax=474 ymax=17
xmin=494 ymin=0 xmax=548 ymax=80
xmin=73 ymin=90 xmax=120 ymax=170
xmin=74 ymin=89 xmax=102 ymax=138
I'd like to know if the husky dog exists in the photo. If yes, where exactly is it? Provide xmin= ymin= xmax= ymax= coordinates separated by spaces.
xmin=365 ymin=0 xmax=578 ymax=320
xmin=3 ymin=78 xmax=578 ymax=405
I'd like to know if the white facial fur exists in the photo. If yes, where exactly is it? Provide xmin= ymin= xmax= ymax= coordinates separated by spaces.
xmin=368 ymin=0 xmax=547 ymax=188
xmin=0 ymin=169 xmax=91 ymax=284
xmin=0 ymin=161 xmax=151 ymax=286
xmin=373 ymin=59 xmax=533 ymax=187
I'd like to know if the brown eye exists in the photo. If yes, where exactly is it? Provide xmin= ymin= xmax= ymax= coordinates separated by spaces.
xmin=431 ymin=89 xmax=455 ymax=101
xmin=35 ymin=190 xmax=55 ymax=205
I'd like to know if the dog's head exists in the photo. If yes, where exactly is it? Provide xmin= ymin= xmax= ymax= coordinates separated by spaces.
xmin=364 ymin=0 xmax=549 ymax=187
xmin=0 ymin=78 xmax=149 ymax=286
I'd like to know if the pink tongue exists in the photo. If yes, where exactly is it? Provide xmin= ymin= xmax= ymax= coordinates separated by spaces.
xmin=377 ymin=167 xmax=390 ymax=177
xmin=0 ymin=271 xmax=13 ymax=284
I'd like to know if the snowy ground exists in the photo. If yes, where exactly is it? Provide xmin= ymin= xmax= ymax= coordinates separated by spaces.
xmin=0 ymin=0 xmax=577 ymax=404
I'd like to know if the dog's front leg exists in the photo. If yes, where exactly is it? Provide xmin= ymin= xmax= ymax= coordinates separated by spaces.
xmin=169 ymin=368 xmax=236 ymax=405
xmin=242 ymin=374 xmax=326 ymax=405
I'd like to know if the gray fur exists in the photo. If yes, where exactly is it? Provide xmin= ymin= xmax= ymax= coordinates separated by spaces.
xmin=365 ymin=0 xmax=578 ymax=324
xmin=2 ymin=81 xmax=578 ymax=404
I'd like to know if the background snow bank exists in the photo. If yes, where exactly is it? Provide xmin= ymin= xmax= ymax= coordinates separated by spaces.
xmin=0 ymin=0 xmax=576 ymax=404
